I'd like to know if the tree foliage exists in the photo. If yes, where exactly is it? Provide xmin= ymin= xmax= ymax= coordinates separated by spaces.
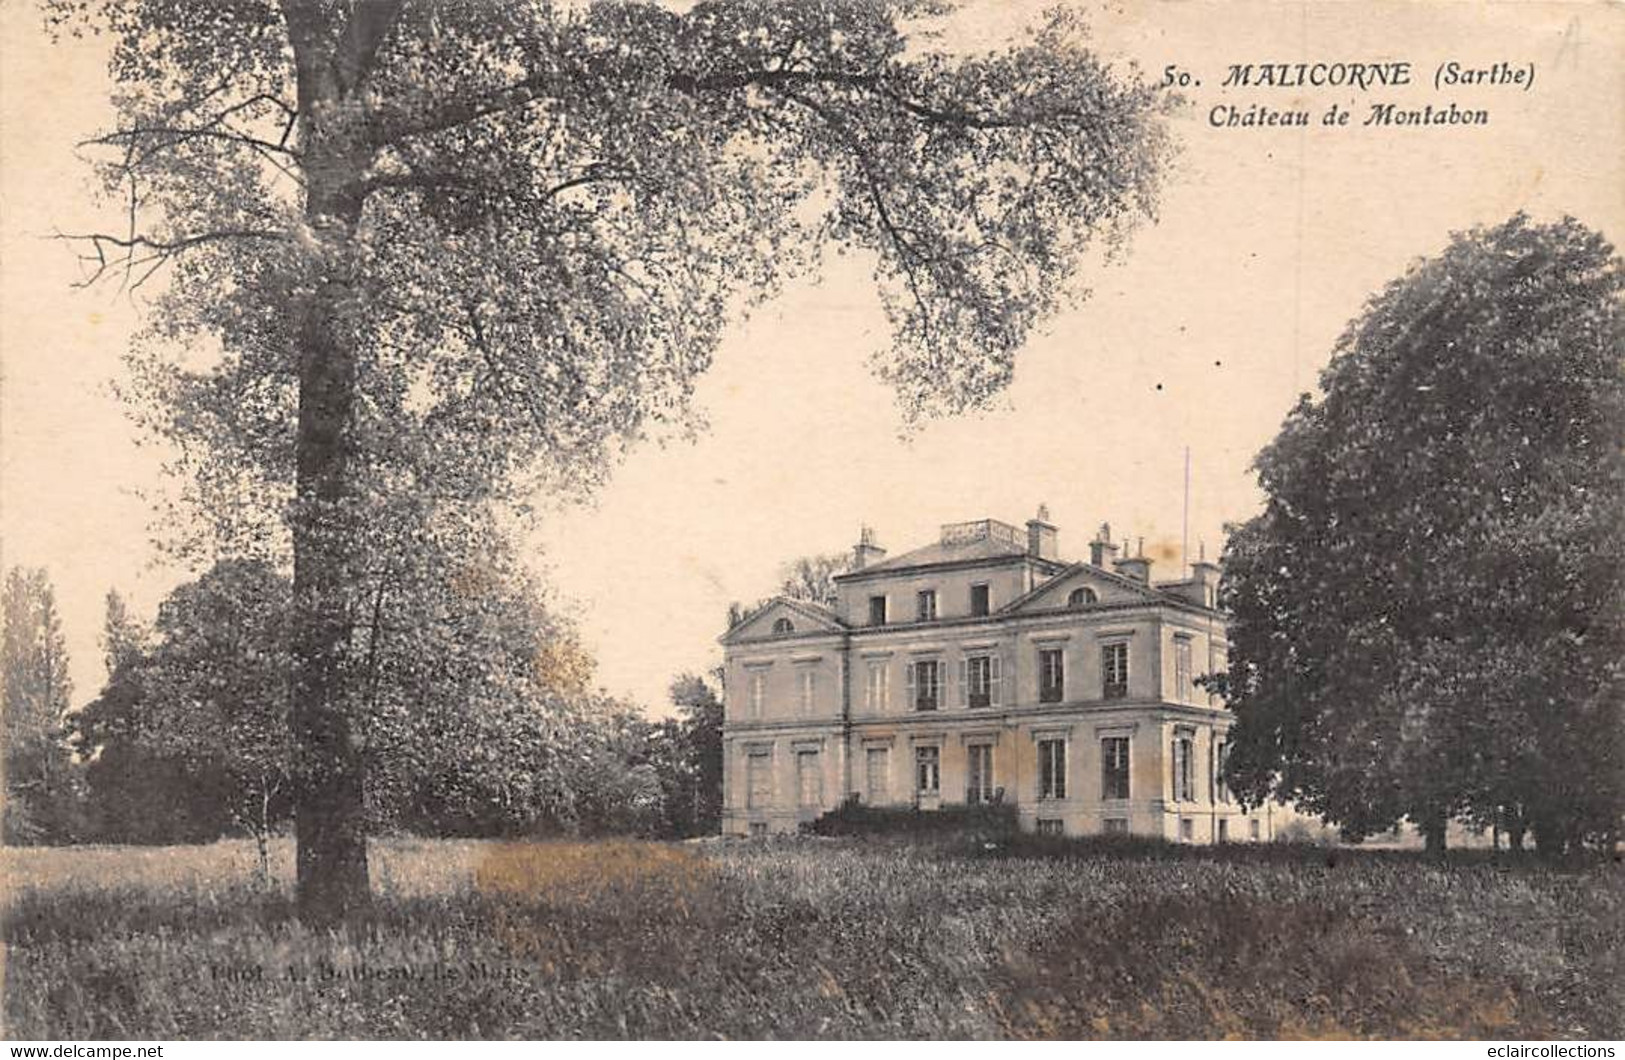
xmin=1219 ymin=214 xmax=1625 ymax=854
xmin=727 ymin=549 xmax=852 ymax=628
xmin=652 ymin=669 xmax=725 ymax=837
xmin=73 ymin=589 xmax=240 ymax=844
xmin=50 ymin=0 xmax=1172 ymax=919
xmin=2 ymin=567 xmax=78 ymax=843
xmin=72 ymin=552 xmax=670 ymax=847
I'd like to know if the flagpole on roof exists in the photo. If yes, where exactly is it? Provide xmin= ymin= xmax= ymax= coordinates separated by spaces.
xmin=1182 ymin=445 xmax=1191 ymax=579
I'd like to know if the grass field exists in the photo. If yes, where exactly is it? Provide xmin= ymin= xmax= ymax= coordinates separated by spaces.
xmin=3 ymin=835 xmax=1620 ymax=1039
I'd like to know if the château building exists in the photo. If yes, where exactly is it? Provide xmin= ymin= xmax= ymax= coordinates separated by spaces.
xmin=718 ymin=510 xmax=1272 ymax=842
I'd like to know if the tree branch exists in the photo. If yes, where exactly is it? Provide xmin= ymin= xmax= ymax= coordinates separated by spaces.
xmin=53 ymin=228 xmax=287 ymax=290
xmin=769 ymin=84 xmax=940 ymax=357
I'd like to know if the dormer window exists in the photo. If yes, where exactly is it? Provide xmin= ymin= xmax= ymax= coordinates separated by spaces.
xmin=1067 ymin=587 xmax=1097 ymax=608
xmin=772 ymin=617 xmax=794 ymax=635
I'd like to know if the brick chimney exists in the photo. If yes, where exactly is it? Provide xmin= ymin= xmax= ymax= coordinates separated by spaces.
xmin=1026 ymin=504 xmax=1058 ymax=560
xmin=1189 ymin=540 xmax=1221 ymax=608
xmin=1114 ymin=537 xmax=1152 ymax=583
xmin=1089 ymin=522 xmax=1119 ymax=568
xmin=852 ymin=525 xmax=886 ymax=570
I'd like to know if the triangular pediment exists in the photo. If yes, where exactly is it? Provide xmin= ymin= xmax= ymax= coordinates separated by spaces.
xmin=720 ymin=596 xmax=846 ymax=645
xmin=999 ymin=563 xmax=1159 ymax=615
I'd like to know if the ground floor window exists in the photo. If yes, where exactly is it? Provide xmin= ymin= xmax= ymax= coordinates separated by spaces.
xmin=1179 ymin=817 xmax=1195 ymax=842
xmin=915 ymin=746 xmax=940 ymax=796
xmin=865 ymin=747 xmax=889 ymax=805
xmin=1038 ymin=738 xmax=1066 ymax=800
xmin=1036 ymin=818 xmax=1063 ymax=836
xmin=749 ymin=822 xmax=768 ymax=837
xmin=1101 ymin=735 xmax=1130 ymax=800
xmin=1172 ymin=731 xmax=1196 ymax=802
xmin=966 ymin=743 xmax=994 ymax=804
xmin=1250 ymin=819 xmax=1261 ymax=841
xmin=746 ymin=752 xmax=771 ymax=810
xmin=1218 ymin=818 xmax=1229 ymax=843
xmin=796 ymin=750 xmax=822 ymax=809
xmin=1103 ymin=818 xmax=1129 ymax=836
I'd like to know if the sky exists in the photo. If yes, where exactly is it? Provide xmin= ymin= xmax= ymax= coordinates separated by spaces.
xmin=2 ymin=1 xmax=1621 ymax=715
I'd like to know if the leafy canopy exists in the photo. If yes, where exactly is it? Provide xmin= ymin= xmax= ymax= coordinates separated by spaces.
xmin=1219 ymin=214 xmax=1625 ymax=851
xmin=53 ymin=0 xmax=1172 ymax=560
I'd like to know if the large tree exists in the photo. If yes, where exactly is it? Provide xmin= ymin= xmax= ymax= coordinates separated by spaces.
xmin=2 ymin=567 xmax=77 ymax=843
xmin=654 ymin=669 xmax=725 ymax=837
xmin=73 ymin=539 xmax=645 ymax=847
xmin=72 ymin=588 xmax=240 ymax=845
xmin=1219 ymin=214 xmax=1625 ymax=855
xmin=51 ymin=0 xmax=1172 ymax=920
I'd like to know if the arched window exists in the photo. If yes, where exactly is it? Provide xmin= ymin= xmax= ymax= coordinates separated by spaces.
xmin=1067 ymin=587 xmax=1097 ymax=608
xmin=772 ymin=617 xmax=795 ymax=634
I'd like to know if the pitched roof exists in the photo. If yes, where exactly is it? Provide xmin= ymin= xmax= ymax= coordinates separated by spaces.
xmin=997 ymin=560 xmax=1163 ymax=614
xmin=854 ymin=535 xmax=1030 ymax=574
xmin=719 ymin=595 xmax=847 ymax=645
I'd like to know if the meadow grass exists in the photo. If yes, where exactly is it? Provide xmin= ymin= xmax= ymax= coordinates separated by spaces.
xmin=2 ymin=835 xmax=1619 ymax=1040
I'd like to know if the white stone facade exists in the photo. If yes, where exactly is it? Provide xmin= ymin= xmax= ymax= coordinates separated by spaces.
xmin=719 ymin=513 xmax=1274 ymax=842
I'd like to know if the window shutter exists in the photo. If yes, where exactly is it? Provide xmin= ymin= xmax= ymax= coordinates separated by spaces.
xmin=990 ymin=655 xmax=1003 ymax=705
xmin=958 ymin=658 xmax=968 ymax=706
xmin=905 ymin=661 xmax=915 ymax=706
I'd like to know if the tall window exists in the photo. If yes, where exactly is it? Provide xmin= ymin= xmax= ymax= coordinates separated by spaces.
xmin=1038 ymin=738 xmax=1067 ymax=800
xmin=908 ymin=659 xmax=941 ymax=712
xmin=1067 ymin=587 xmax=1097 ymax=608
xmin=1174 ymin=636 xmax=1193 ymax=703
xmin=864 ymin=661 xmax=889 ymax=712
xmin=798 ymin=669 xmax=816 ymax=715
xmin=966 ymin=744 xmax=994 ymax=804
xmin=961 ymin=654 xmax=1000 ymax=708
xmin=1216 ymin=738 xmax=1232 ymax=804
xmin=746 ymin=752 xmax=771 ymax=809
xmin=796 ymin=751 xmax=822 ymax=808
xmin=970 ymin=583 xmax=990 ymax=616
xmin=865 ymin=747 xmax=889 ymax=804
xmin=915 ymin=746 xmax=940 ymax=796
xmin=868 ymin=595 xmax=887 ymax=626
xmin=1172 ymin=731 xmax=1195 ymax=802
xmin=1039 ymin=648 xmax=1065 ymax=703
xmin=748 ymin=671 xmax=766 ymax=718
xmin=916 ymin=589 xmax=937 ymax=622
xmin=1101 ymin=736 xmax=1131 ymax=800
xmin=1102 ymin=642 xmax=1129 ymax=699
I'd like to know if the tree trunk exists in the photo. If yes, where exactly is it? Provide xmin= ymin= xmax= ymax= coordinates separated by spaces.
xmin=283 ymin=10 xmax=387 ymax=923
xmin=253 ymin=778 xmax=274 ymax=885
xmin=290 ymin=260 xmax=370 ymax=923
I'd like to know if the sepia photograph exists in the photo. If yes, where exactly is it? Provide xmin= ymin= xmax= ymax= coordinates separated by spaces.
xmin=1 ymin=0 xmax=1621 ymax=1045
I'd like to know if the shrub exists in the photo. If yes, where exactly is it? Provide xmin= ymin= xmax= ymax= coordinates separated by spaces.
xmin=806 ymin=797 xmax=1018 ymax=840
